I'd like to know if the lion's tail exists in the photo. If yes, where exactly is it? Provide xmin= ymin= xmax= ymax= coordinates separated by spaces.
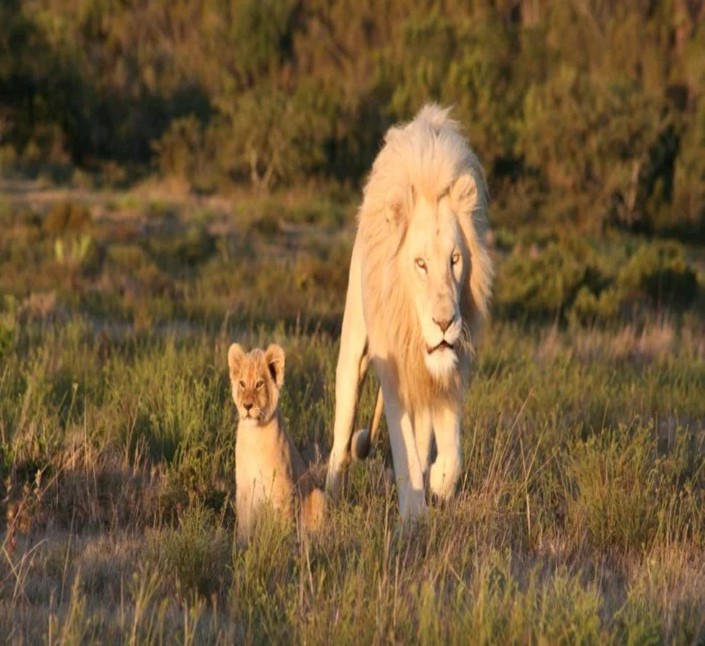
xmin=301 ymin=487 xmax=327 ymax=533
xmin=350 ymin=387 xmax=384 ymax=461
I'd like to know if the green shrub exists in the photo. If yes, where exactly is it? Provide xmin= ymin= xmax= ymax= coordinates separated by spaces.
xmin=249 ymin=211 xmax=282 ymax=236
xmin=151 ymin=115 xmax=215 ymax=192
xmin=520 ymin=67 xmax=663 ymax=231
xmin=496 ymin=234 xmax=700 ymax=322
xmin=148 ymin=504 xmax=231 ymax=600
xmin=613 ymin=591 xmax=663 ymax=645
xmin=227 ymin=0 xmax=298 ymax=84
xmin=496 ymin=235 xmax=608 ymax=319
xmin=41 ymin=201 xmax=101 ymax=273
xmin=43 ymin=201 xmax=92 ymax=236
xmin=566 ymin=425 xmax=663 ymax=553
xmin=0 ymin=296 xmax=16 ymax=359
xmin=212 ymin=82 xmax=334 ymax=190
xmin=570 ymin=285 xmax=621 ymax=324
xmin=665 ymin=74 xmax=705 ymax=240
xmin=147 ymin=223 xmax=216 ymax=270
xmin=152 ymin=115 xmax=203 ymax=180
xmin=617 ymin=241 xmax=698 ymax=311
xmin=0 ymin=144 xmax=18 ymax=175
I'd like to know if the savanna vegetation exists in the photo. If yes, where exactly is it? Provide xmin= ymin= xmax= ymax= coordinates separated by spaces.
xmin=1 ymin=0 xmax=705 ymax=643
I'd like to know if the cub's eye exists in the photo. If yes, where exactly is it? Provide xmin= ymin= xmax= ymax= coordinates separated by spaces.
xmin=415 ymin=258 xmax=427 ymax=272
xmin=238 ymin=380 xmax=246 ymax=389
xmin=255 ymin=380 xmax=264 ymax=390
xmin=451 ymin=252 xmax=460 ymax=266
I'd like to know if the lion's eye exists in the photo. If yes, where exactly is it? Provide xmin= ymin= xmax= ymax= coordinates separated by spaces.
xmin=451 ymin=252 xmax=460 ymax=266
xmin=255 ymin=380 xmax=264 ymax=389
xmin=239 ymin=380 xmax=246 ymax=389
xmin=415 ymin=258 xmax=427 ymax=272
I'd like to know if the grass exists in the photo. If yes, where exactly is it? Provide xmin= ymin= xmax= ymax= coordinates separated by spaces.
xmin=1 ymin=184 xmax=705 ymax=643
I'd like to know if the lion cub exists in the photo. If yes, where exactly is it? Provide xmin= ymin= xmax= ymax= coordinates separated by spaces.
xmin=228 ymin=342 xmax=325 ymax=542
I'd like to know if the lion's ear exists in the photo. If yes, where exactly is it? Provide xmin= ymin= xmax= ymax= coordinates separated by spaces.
xmin=449 ymin=173 xmax=478 ymax=214
xmin=385 ymin=189 xmax=405 ymax=226
xmin=264 ymin=344 xmax=286 ymax=388
xmin=228 ymin=343 xmax=245 ymax=380
xmin=385 ymin=185 xmax=414 ymax=226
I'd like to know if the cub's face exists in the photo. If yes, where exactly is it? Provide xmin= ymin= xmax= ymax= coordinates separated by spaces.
xmin=228 ymin=343 xmax=285 ymax=425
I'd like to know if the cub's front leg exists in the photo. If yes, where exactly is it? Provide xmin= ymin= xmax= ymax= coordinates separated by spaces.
xmin=235 ymin=481 xmax=255 ymax=543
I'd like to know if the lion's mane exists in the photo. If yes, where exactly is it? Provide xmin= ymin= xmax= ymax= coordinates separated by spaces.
xmin=357 ymin=104 xmax=493 ymax=409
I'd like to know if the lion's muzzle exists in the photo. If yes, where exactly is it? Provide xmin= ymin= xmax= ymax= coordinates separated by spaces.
xmin=427 ymin=340 xmax=455 ymax=354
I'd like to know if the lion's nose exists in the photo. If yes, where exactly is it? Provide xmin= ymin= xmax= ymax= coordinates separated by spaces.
xmin=433 ymin=316 xmax=454 ymax=333
xmin=243 ymin=401 xmax=253 ymax=411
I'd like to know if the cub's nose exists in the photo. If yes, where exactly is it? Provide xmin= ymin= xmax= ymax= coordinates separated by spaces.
xmin=243 ymin=402 xmax=253 ymax=411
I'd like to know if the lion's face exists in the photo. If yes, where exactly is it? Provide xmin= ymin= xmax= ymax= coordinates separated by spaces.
xmin=403 ymin=196 xmax=467 ymax=381
xmin=228 ymin=344 xmax=285 ymax=425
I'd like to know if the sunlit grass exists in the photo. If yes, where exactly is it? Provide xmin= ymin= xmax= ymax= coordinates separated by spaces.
xmin=0 ymin=190 xmax=704 ymax=642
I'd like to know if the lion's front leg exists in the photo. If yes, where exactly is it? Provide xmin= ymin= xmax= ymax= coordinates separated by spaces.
xmin=429 ymin=401 xmax=462 ymax=500
xmin=382 ymin=383 xmax=427 ymax=523
xmin=414 ymin=407 xmax=433 ymax=485
xmin=326 ymin=239 xmax=367 ymax=500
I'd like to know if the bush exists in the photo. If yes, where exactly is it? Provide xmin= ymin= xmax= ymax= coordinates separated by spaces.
xmin=148 ymin=504 xmax=230 ymax=600
xmin=147 ymin=223 xmax=216 ymax=270
xmin=617 ymin=241 xmax=699 ymax=312
xmin=495 ymin=233 xmax=700 ymax=323
xmin=43 ymin=201 xmax=92 ymax=236
xmin=495 ymin=235 xmax=608 ymax=319
xmin=42 ymin=201 xmax=101 ymax=273
xmin=520 ymin=68 xmax=663 ymax=231
xmin=570 ymin=285 xmax=621 ymax=324
xmin=151 ymin=115 xmax=210 ymax=191
xmin=0 ymin=316 xmax=14 ymax=360
xmin=211 ymin=82 xmax=335 ymax=190
xmin=667 ymin=101 xmax=705 ymax=240
xmin=566 ymin=425 xmax=663 ymax=553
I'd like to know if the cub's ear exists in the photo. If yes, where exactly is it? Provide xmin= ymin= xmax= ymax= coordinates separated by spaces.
xmin=264 ymin=344 xmax=286 ymax=388
xmin=228 ymin=343 xmax=246 ymax=380
xmin=449 ymin=173 xmax=478 ymax=214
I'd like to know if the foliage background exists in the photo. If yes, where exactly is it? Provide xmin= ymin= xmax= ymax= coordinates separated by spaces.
xmin=1 ymin=0 xmax=704 ymax=235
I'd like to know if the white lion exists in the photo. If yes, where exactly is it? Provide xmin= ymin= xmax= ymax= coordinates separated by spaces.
xmin=326 ymin=104 xmax=493 ymax=523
